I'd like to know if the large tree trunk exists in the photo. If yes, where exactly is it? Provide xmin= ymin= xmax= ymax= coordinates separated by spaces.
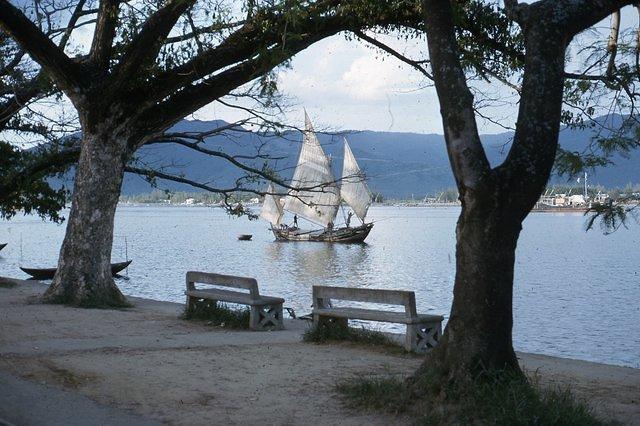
xmin=43 ymin=128 xmax=128 ymax=307
xmin=413 ymin=1 xmax=575 ymax=393
xmin=420 ymin=197 xmax=524 ymax=383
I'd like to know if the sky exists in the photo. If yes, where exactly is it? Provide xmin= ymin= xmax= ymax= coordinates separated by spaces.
xmin=194 ymin=33 xmax=451 ymax=134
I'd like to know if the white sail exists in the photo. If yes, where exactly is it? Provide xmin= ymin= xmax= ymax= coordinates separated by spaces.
xmin=283 ymin=112 xmax=340 ymax=227
xmin=341 ymin=138 xmax=372 ymax=222
xmin=260 ymin=183 xmax=284 ymax=226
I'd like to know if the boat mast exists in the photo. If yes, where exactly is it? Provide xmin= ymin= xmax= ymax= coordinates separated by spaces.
xmin=583 ymin=171 xmax=588 ymax=199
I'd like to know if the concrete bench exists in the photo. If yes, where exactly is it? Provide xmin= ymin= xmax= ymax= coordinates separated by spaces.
xmin=186 ymin=271 xmax=284 ymax=331
xmin=312 ymin=285 xmax=443 ymax=353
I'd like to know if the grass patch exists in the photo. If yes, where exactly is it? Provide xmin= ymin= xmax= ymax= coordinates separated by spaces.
xmin=459 ymin=370 xmax=604 ymax=425
xmin=303 ymin=320 xmax=405 ymax=352
xmin=337 ymin=368 xmax=607 ymax=425
xmin=336 ymin=373 xmax=413 ymax=414
xmin=183 ymin=299 xmax=250 ymax=329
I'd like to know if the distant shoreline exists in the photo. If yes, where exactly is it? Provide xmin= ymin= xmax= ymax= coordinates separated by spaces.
xmin=115 ymin=202 xmax=593 ymax=214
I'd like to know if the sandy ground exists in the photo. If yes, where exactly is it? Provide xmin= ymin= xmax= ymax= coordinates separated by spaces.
xmin=1 ymin=279 xmax=638 ymax=425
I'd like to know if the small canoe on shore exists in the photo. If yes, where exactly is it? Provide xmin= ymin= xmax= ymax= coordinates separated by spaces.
xmin=237 ymin=234 xmax=253 ymax=241
xmin=0 ymin=243 xmax=6 ymax=252
xmin=20 ymin=260 xmax=132 ymax=280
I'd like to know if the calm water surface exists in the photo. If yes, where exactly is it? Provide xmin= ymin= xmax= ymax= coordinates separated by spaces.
xmin=1 ymin=205 xmax=638 ymax=368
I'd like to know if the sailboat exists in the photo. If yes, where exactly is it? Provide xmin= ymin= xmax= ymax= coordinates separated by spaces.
xmin=260 ymin=113 xmax=374 ymax=243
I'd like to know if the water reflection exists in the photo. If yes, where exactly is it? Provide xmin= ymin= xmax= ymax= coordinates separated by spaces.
xmin=263 ymin=240 xmax=373 ymax=303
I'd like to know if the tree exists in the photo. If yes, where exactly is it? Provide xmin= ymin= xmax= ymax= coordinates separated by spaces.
xmin=408 ymin=0 xmax=636 ymax=401
xmin=0 ymin=0 xmax=422 ymax=306
xmin=0 ymin=0 xmax=89 ymax=222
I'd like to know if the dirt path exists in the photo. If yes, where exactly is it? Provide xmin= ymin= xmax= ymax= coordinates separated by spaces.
xmin=1 ymin=279 xmax=638 ymax=425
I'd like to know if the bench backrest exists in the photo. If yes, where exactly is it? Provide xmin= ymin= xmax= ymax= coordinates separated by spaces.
xmin=313 ymin=285 xmax=417 ymax=318
xmin=186 ymin=271 xmax=260 ymax=299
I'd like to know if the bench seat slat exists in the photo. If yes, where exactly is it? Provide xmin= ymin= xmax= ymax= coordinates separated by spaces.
xmin=314 ymin=307 xmax=443 ymax=324
xmin=314 ymin=285 xmax=413 ymax=306
xmin=186 ymin=288 xmax=284 ymax=306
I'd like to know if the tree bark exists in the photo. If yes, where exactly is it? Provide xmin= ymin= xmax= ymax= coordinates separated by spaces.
xmin=422 ymin=197 xmax=523 ymax=380
xmin=43 ymin=126 xmax=129 ymax=307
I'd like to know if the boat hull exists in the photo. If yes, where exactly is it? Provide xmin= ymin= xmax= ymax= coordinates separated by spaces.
xmin=20 ymin=260 xmax=132 ymax=280
xmin=0 ymin=243 xmax=6 ymax=252
xmin=271 ymin=223 xmax=373 ymax=243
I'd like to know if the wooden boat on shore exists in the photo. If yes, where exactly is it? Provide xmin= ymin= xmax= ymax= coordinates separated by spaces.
xmin=20 ymin=260 xmax=132 ymax=280
xmin=0 ymin=243 xmax=6 ymax=252
xmin=260 ymin=112 xmax=374 ymax=243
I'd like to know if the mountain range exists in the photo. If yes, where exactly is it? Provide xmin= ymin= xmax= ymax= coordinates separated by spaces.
xmin=113 ymin=115 xmax=640 ymax=198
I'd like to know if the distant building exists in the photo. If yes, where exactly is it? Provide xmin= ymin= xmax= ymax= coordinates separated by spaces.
xmin=184 ymin=198 xmax=195 ymax=205
xmin=567 ymin=195 xmax=586 ymax=206
xmin=593 ymin=193 xmax=610 ymax=203
xmin=537 ymin=193 xmax=569 ymax=207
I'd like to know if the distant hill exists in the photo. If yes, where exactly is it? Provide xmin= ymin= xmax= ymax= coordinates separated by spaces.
xmin=63 ymin=116 xmax=640 ymax=198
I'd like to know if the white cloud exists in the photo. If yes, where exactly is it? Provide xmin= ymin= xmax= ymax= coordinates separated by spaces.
xmin=341 ymin=55 xmax=412 ymax=101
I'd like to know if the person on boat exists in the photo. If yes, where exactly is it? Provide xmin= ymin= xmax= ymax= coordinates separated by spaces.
xmin=346 ymin=211 xmax=353 ymax=228
xmin=293 ymin=214 xmax=298 ymax=228
xmin=327 ymin=221 xmax=334 ymax=231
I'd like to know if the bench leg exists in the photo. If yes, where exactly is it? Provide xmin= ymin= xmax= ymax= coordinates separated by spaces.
xmin=250 ymin=304 xmax=284 ymax=331
xmin=405 ymin=324 xmax=418 ymax=352
xmin=186 ymin=295 xmax=196 ymax=314
xmin=407 ymin=322 xmax=442 ymax=353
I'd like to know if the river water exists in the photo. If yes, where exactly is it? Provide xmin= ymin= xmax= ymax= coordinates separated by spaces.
xmin=1 ymin=205 xmax=638 ymax=368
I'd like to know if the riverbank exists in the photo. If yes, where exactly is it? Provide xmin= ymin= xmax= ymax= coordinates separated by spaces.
xmin=1 ymin=279 xmax=638 ymax=425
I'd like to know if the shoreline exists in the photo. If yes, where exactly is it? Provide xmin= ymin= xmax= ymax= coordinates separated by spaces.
xmin=1 ymin=278 xmax=639 ymax=424
xmin=113 ymin=202 xmax=598 ymax=213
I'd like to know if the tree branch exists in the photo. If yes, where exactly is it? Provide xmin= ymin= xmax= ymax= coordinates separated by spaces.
xmin=423 ymin=0 xmax=492 ymax=192
xmin=607 ymin=9 xmax=621 ymax=76
xmin=499 ymin=0 xmax=633 ymax=215
xmin=145 ymin=137 xmax=298 ymax=191
xmin=0 ymin=0 xmax=87 ymax=96
xmin=137 ymin=0 xmax=420 ymax=110
xmin=112 ymin=0 xmax=195 ymax=84
xmin=89 ymin=0 xmax=120 ymax=71
xmin=0 ymin=143 xmax=80 ymax=204
xmin=354 ymin=30 xmax=433 ymax=80
xmin=124 ymin=166 xmax=269 ymax=197
xmin=133 ymin=29 xmax=337 ymax=140
xmin=164 ymin=20 xmax=244 ymax=44
xmin=58 ymin=0 xmax=88 ymax=49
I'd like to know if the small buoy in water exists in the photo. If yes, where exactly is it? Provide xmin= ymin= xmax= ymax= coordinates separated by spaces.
xmin=238 ymin=234 xmax=252 ymax=241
